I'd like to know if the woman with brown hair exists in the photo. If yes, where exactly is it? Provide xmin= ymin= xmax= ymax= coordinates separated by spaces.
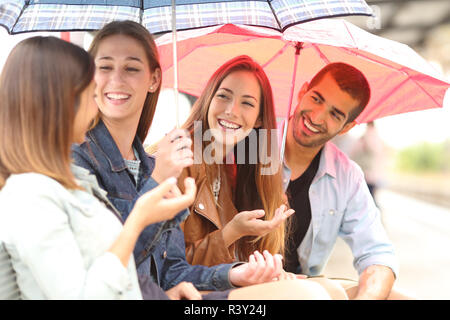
xmin=0 ymin=36 xmax=196 ymax=299
xmin=179 ymin=55 xmax=294 ymax=266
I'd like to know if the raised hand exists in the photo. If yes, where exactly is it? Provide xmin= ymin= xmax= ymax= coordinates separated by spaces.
xmin=222 ymin=205 xmax=294 ymax=247
xmin=151 ymin=128 xmax=194 ymax=183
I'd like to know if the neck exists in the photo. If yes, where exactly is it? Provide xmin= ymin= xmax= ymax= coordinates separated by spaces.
xmin=102 ymin=117 xmax=138 ymax=160
xmin=285 ymin=120 xmax=322 ymax=179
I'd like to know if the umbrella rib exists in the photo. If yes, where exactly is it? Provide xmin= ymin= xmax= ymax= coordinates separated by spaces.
xmin=267 ymin=1 xmax=283 ymax=31
xmin=311 ymin=43 xmax=330 ymax=64
xmin=261 ymin=43 xmax=290 ymax=68
xmin=10 ymin=0 xmax=29 ymax=34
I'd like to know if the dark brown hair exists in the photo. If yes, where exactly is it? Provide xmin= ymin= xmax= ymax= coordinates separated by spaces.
xmin=88 ymin=20 xmax=161 ymax=141
xmin=308 ymin=62 xmax=371 ymax=122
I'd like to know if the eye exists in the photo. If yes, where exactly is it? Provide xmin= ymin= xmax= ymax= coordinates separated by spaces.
xmin=331 ymin=110 xmax=342 ymax=121
xmin=126 ymin=67 xmax=140 ymax=72
xmin=311 ymin=95 xmax=321 ymax=103
xmin=216 ymin=93 xmax=229 ymax=100
xmin=98 ymin=65 xmax=112 ymax=71
xmin=242 ymin=101 xmax=255 ymax=108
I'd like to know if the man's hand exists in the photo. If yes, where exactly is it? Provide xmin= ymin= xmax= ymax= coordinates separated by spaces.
xmin=229 ymin=250 xmax=284 ymax=287
xmin=165 ymin=282 xmax=202 ymax=300
xmin=352 ymin=265 xmax=395 ymax=300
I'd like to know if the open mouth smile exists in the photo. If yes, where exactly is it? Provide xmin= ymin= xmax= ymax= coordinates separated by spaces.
xmin=218 ymin=119 xmax=242 ymax=131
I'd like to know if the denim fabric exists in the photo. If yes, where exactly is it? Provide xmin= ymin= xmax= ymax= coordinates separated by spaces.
xmin=72 ymin=119 xmax=235 ymax=291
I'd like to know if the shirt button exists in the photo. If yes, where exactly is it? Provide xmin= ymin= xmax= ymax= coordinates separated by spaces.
xmin=329 ymin=209 xmax=335 ymax=215
xmin=198 ymin=203 xmax=205 ymax=210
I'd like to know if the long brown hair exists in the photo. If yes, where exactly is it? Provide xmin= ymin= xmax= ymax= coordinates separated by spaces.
xmin=88 ymin=20 xmax=161 ymax=141
xmin=183 ymin=55 xmax=286 ymax=259
xmin=0 ymin=36 xmax=95 ymax=189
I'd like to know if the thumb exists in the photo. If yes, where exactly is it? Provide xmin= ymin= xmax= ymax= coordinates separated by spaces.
xmin=247 ymin=210 xmax=265 ymax=220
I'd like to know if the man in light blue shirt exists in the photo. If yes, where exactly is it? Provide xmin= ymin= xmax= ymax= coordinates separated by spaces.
xmin=282 ymin=62 xmax=401 ymax=299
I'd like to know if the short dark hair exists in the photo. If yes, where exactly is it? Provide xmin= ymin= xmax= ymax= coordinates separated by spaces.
xmin=308 ymin=62 xmax=370 ymax=123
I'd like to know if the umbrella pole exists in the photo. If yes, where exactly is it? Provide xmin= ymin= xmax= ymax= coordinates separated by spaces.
xmin=280 ymin=42 xmax=303 ymax=165
xmin=171 ymin=0 xmax=180 ymax=128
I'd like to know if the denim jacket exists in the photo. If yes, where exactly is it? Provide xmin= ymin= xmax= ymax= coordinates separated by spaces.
xmin=71 ymin=120 xmax=235 ymax=291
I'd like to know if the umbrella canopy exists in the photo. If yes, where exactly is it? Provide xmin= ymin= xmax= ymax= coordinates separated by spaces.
xmin=0 ymin=0 xmax=372 ymax=35
xmin=156 ymin=21 xmax=450 ymax=124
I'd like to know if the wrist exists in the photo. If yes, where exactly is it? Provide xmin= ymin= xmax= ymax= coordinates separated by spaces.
xmin=222 ymin=223 xmax=241 ymax=247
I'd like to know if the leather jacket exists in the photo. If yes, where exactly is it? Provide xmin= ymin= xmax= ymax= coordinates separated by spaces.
xmin=179 ymin=164 xmax=238 ymax=267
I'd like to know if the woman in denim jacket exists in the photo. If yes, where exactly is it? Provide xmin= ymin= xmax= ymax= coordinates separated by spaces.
xmin=0 ymin=36 xmax=197 ymax=299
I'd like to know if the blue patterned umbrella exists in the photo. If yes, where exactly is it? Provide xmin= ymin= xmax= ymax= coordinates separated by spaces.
xmin=0 ymin=0 xmax=372 ymax=35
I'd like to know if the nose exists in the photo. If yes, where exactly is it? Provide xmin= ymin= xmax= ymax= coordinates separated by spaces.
xmin=309 ymin=105 xmax=326 ymax=125
xmin=224 ymin=99 xmax=240 ymax=117
xmin=109 ymin=68 xmax=125 ymax=85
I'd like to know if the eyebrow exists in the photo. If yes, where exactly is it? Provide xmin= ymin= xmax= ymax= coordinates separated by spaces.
xmin=96 ymin=56 xmax=144 ymax=64
xmin=312 ymin=90 xmax=346 ymax=119
xmin=218 ymin=87 xmax=258 ymax=101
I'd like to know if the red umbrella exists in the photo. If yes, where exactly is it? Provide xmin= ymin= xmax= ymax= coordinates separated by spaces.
xmin=157 ymin=20 xmax=449 ymax=125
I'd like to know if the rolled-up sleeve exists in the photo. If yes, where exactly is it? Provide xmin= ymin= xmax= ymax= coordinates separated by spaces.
xmin=339 ymin=167 xmax=399 ymax=278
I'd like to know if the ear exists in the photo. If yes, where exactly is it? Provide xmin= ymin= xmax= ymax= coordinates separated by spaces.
xmin=254 ymin=117 xmax=262 ymax=129
xmin=148 ymin=68 xmax=161 ymax=93
xmin=297 ymin=82 xmax=309 ymax=102
xmin=339 ymin=120 xmax=357 ymax=135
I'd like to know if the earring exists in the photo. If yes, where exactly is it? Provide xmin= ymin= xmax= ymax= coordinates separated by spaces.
xmin=149 ymin=86 xmax=154 ymax=91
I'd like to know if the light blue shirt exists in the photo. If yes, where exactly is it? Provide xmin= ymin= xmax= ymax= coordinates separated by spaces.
xmin=283 ymin=142 xmax=399 ymax=277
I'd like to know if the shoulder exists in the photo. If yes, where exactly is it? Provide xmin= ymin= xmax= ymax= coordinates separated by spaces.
xmin=324 ymin=142 xmax=364 ymax=180
xmin=0 ymin=173 xmax=69 ymax=215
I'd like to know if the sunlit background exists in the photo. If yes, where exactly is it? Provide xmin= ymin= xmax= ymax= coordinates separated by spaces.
xmin=0 ymin=0 xmax=449 ymax=299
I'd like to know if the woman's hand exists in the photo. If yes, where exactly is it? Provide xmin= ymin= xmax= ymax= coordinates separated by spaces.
xmin=151 ymin=128 xmax=193 ymax=183
xmin=165 ymin=282 xmax=202 ymax=300
xmin=130 ymin=177 xmax=196 ymax=230
xmin=222 ymin=205 xmax=294 ymax=247
xmin=229 ymin=250 xmax=283 ymax=287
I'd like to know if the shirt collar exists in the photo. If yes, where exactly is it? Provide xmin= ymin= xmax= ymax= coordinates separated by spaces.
xmin=88 ymin=119 xmax=153 ymax=176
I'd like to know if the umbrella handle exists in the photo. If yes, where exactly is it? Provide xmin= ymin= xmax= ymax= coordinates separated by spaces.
xmin=172 ymin=0 xmax=180 ymax=128
xmin=280 ymin=42 xmax=302 ymax=165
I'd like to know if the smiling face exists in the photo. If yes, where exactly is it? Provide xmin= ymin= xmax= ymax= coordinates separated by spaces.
xmin=207 ymin=70 xmax=262 ymax=149
xmin=291 ymin=72 xmax=359 ymax=149
xmin=93 ymin=34 xmax=160 ymax=126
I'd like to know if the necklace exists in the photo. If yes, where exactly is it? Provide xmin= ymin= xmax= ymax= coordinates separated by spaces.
xmin=212 ymin=173 xmax=221 ymax=203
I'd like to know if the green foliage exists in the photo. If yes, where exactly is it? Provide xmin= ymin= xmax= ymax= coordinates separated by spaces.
xmin=395 ymin=140 xmax=450 ymax=173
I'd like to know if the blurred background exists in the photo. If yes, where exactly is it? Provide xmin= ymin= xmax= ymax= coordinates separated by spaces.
xmin=0 ymin=0 xmax=449 ymax=299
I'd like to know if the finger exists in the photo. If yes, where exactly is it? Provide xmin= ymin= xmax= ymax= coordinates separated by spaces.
xmin=143 ymin=177 xmax=177 ymax=201
xmin=246 ymin=210 xmax=265 ymax=220
xmin=169 ymin=184 xmax=182 ymax=197
xmin=261 ymin=250 xmax=275 ymax=280
xmin=183 ymin=177 xmax=197 ymax=200
xmin=250 ymin=251 xmax=266 ymax=282
xmin=173 ymin=137 xmax=193 ymax=151
xmin=273 ymin=254 xmax=284 ymax=278
xmin=180 ymin=282 xmax=202 ymax=300
xmin=296 ymin=274 xmax=308 ymax=279
xmin=169 ymin=128 xmax=189 ymax=143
